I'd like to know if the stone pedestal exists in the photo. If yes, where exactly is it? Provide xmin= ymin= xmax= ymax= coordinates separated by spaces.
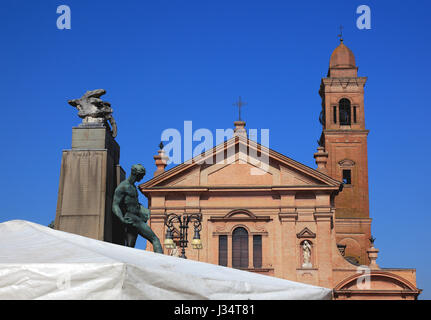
xmin=54 ymin=125 xmax=125 ymax=244
xmin=233 ymin=121 xmax=247 ymax=138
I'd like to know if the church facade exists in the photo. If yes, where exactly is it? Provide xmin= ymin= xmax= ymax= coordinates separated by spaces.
xmin=138 ymin=40 xmax=421 ymax=299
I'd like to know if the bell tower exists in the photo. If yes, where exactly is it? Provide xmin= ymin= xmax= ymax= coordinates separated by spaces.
xmin=318 ymin=38 xmax=371 ymax=265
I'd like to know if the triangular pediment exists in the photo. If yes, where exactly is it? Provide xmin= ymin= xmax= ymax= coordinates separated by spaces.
xmin=139 ymin=136 xmax=341 ymax=192
xmin=296 ymin=227 xmax=316 ymax=239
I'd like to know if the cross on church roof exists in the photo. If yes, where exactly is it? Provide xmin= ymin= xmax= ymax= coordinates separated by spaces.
xmin=233 ymin=96 xmax=247 ymax=121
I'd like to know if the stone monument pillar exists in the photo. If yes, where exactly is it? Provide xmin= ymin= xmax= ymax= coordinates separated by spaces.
xmin=54 ymin=89 xmax=125 ymax=244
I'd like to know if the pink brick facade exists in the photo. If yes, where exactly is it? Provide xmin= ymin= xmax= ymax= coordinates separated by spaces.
xmin=138 ymin=40 xmax=420 ymax=299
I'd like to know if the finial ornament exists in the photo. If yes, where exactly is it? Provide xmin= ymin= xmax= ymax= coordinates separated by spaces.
xmin=338 ymin=25 xmax=344 ymax=43
xmin=233 ymin=96 xmax=247 ymax=121
xmin=159 ymin=142 xmax=164 ymax=150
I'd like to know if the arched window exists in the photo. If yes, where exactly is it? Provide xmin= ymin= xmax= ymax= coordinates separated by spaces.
xmin=339 ymin=98 xmax=351 ymax=125
xmin=232 ymin=227 xmax=249 ymax=268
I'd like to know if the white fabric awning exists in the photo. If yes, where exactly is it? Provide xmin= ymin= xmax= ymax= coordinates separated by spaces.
xmin=0 ymin=220 xmax=332 ymax=300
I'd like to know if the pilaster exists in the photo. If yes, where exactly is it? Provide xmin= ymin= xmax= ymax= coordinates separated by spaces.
xmin=314 ymin=211 xmax=333 ymax=288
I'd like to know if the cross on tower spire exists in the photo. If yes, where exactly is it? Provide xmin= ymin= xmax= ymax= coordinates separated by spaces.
xmin=233 ymin=96 xmax=247 ymax=121
xmin=338 ymin=25 xmax=344 ymax=43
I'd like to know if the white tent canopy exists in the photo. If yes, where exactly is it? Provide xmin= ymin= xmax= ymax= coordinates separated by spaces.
xmin=0 ymin=220 xmax=332 ymax=300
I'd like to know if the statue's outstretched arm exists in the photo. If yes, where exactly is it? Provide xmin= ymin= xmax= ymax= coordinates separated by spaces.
xmin=112 ymin=188 xmax=125 ymax=223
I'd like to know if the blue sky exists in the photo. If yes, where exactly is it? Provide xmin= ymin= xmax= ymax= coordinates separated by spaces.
xmin=0 ymin=1 xmax=430 ymax=298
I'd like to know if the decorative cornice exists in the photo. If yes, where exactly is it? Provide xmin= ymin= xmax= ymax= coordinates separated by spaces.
xmin=333 ymin=270 xmax=420 ymax=292
xmin=208 ymin=208 xmax=273 ymax=222
xmin=208 ymin=216 xmax=272 ymax=222
xmin=321 ymin=77 xmax=367 ymax=87
xmin=242 ymin=268 xmax=274 ymax=273
xmin=323 ymin=129 xmax=369 ymax=135
xmin=141 ymin=185 xmax=341 ymax=194
xmin=333 ymin=289 xmax=422 ymax=297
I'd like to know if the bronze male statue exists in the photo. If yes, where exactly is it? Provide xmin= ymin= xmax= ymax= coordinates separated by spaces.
xmin=112 ymin=164 xmax=163 ymax=253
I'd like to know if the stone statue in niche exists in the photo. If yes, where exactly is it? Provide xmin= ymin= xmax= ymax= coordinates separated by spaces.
xmin=302 ymin=240 xmax=312 ymax=268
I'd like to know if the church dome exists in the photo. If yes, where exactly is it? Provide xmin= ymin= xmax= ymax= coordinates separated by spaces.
xmin=329 ymin=41 xmax=356 ymax=68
